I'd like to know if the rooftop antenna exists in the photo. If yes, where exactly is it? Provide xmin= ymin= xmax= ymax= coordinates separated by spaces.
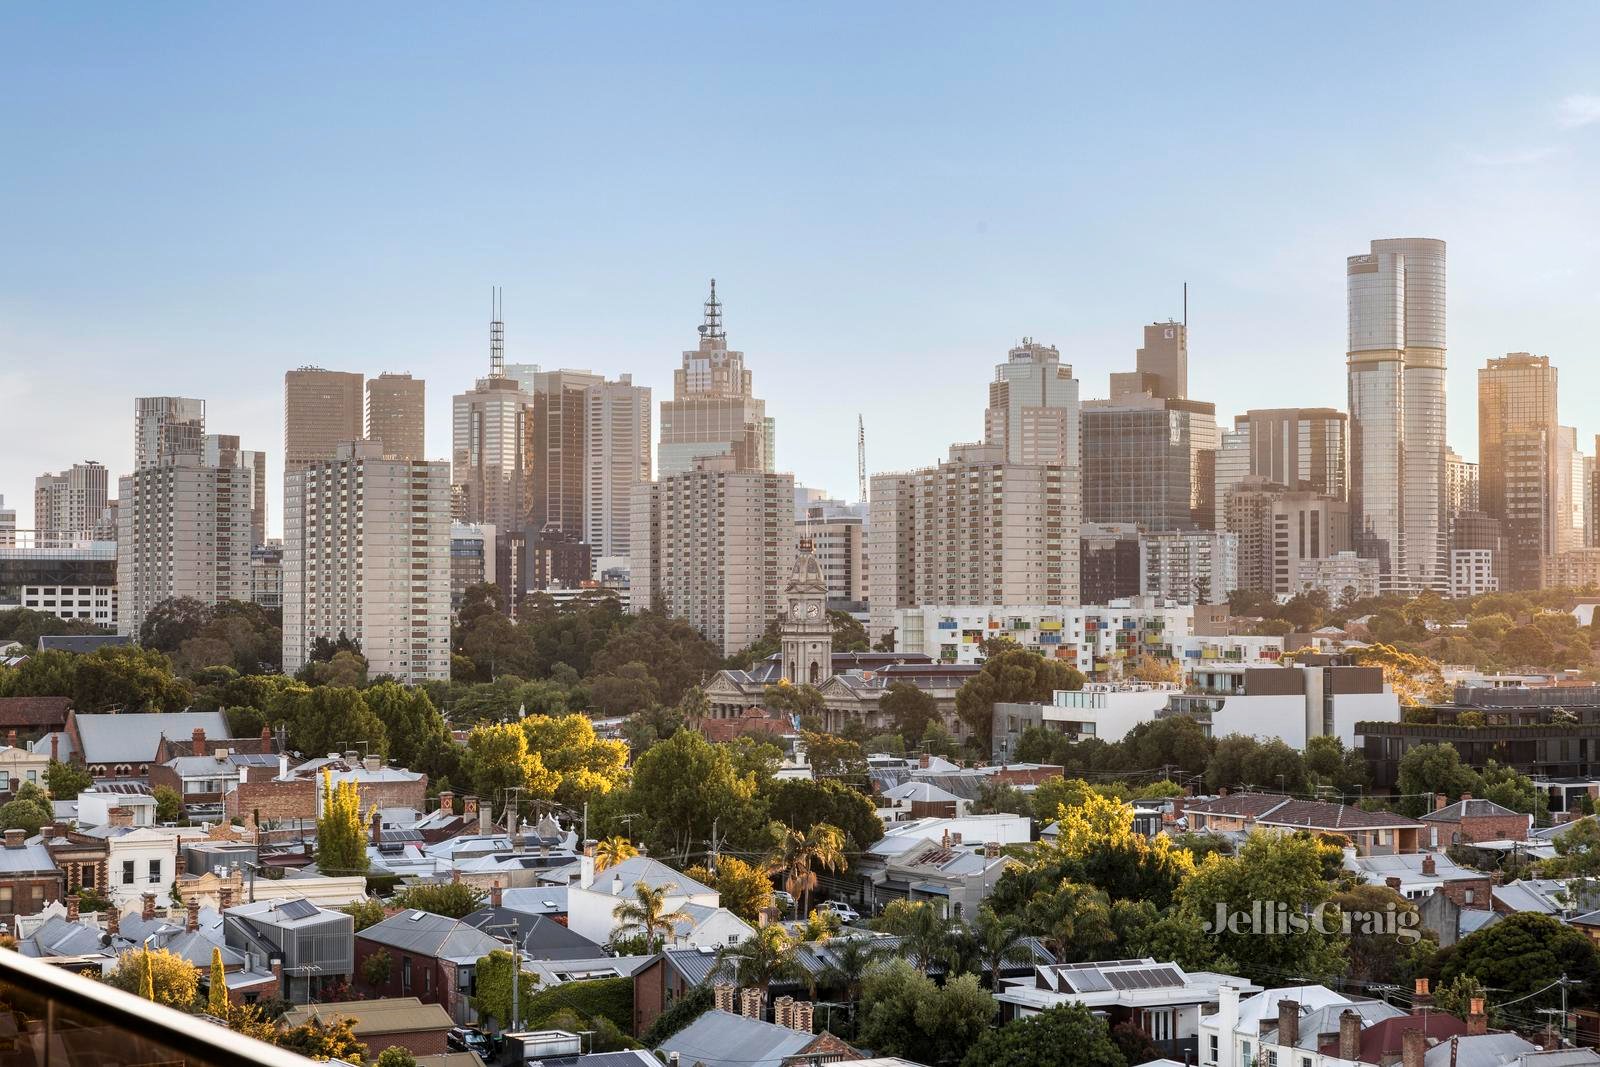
xmin=697 ymin=278 xmax=724 ymax=340
xmin=857 ymin=414 xmax=867 ymax=504
xmin=490 ymin=286 xmax=505 ymax=378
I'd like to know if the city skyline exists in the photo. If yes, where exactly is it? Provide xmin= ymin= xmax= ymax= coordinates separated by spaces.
xmin=4 ymin=6 xmax=1600 ymax=535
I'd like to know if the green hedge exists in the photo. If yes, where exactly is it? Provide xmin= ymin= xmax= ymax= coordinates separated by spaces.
xmin=522 ymin=976 xmax=633 ymax=1032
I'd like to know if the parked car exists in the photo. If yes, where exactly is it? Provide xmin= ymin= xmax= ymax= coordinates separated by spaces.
xmin=447 ymin=1027 xmax=491 ymax=1057
xmin=772 ymin=890 xmax=796 ymax=913
xmin=816 ymin=899 xmax=860 ymax=923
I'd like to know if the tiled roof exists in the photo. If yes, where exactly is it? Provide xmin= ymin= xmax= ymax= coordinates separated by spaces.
xmin=1317 ymin=1012 xmax=1468 ymax=1062
xmin=0 ymin=696 xmax=72 ymax=728
xmin=1421 ymin=798 xmax=1521 ymax=822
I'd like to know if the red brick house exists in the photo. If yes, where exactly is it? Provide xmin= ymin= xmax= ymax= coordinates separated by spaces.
xmin=1419 ymin=794 xmax=1530 ymax=846
xmin=225 ymin=755 xmax=427 ymax=830
xmin=1185 ymin=792 xmax=1426 ymax=855
xmin=0 ymin=697 xmax=71 ymax=745
xmin=0 ymin=828 xmax=65 ymax=930
xmin=280 ymin=997 xmax=453 ymax=1057
xmin=354 ymin=909 xmax=504 ymax=1025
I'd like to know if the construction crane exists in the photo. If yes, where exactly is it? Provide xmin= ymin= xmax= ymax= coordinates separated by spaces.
xmin=857 ymin=414 xmax=867 ymax=504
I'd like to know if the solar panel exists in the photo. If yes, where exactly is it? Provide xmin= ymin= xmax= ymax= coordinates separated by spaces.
xmin=276 ymin=899 xmax=317 ymax=920
xmin=1066 ymin=970 xmax=1112 ymax=993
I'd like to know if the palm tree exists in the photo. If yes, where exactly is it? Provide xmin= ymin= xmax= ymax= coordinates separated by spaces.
xmin=815 ymin=935 xmax=884 ymax=1007
xmin=876 ymin=899 xmax=951 ymax=971
xmin=612 ymin=881 xmax=691 ymax=952
xmin=710 ymin=924 xmax=807 ymax=1000
xmin=594 ymin=835 xmax=638 ymax=873
xmin=774 ymin=822 xmax=846 ymax=916
xmin=969 ymin=906 xmax=1035 ymax=987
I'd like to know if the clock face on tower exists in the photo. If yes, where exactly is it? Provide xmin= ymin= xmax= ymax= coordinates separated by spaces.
xmin=790 ymin=600 xmax=804 ymax=620
xmin=805 ymin=603 xmax=820 ymax=620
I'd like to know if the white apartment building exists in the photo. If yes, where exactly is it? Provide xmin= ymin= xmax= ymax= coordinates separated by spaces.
xmin=584 ymin=374 xmax=652 ymax=563
xmin=117 ymin=455 xmax=254 ymax=639
xmin=1450 ymin=549 xmax=1499 ymax=597
xmin=1293 ymin=551 xmax=1380 ymax=601
xmin=797 ymin=512 xmax=867 ymax=608
xmin=893 ymin=600 xmax=1192 ymax=676
xmin=283 ymin=442 xmax=451 ymax=683
xmin=629 ymin=455 xmax=795 ymax=656
xmin=1144 ymin=530 xmax=1237 ymax=605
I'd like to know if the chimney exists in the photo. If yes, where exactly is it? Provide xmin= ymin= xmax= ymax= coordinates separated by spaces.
xmin=109 ymin=807 xmax=133 ymax=828
xmin=239 ymin=765 xmax=248 ymax=785
xmin=4 ymin=729 xmax=14 ymax=748
xmin=478 ymin=804 xmax=492 ymax=836
xmin=451 ymin=868 xmax=461 ymax=884
xmin=1279 ymin=999 xmax=1300 ymax=1050
xmin=491 ymin=881 xmax=503 ymax=909
xmin=142 ymin=893 xmax=156 ymax=921
xmin=1339 ymin=1009 xmax=1361 ymax=1061
xmin=186 ymin=898 xmax=200 ymax=933
xmin=1460 ymin=793 xmax=1472 ymax=802
xmin=438 ymin=790 xmax=454 ymax=815
xmin=193 ymin=727 xmax=206 ymax=757
xmin=67 ymin=894 xmax=80 ymax=922
xmin=1421 ymin=855 xmax=1436 ymax=876
xmin=713 ymin=984 xmax=736 ymax=1013
xmin=919 ymin=753 xmax=930 ymax=769
xmin=1467 ymin=999 xmax=1487 ymax=1036
xmin=51 ymin=733 xmax=59 ymax=761
xmin=106 ymin=905 xmax=120 ymax=936
xmin=277 ymin=753 xmax=288 ymax=779
xmin=1386 ymin=876 xmax=1403 ymax=892
xmin=513 ymin=831 xmax=525 ymax=855
xmin=1402 ymin=1028 xmax=1426 ymax=1067
xmin=985 ymin=841 xmax=1000 ymax=859
xmin=581 ymin=839 xmax=597 ymax=887
xmin=739 ymin=987 xmax=764 ymax=1020
xmin=371 ymin=811 xmax=383 ymax=849
xmin=463 ymin=796 xmax=479 ymax=819
xmin=364 ymin=755 xmax=381 ymax=774
xmin=270 ymin=956 xmax=282 ymax=985
xmin=792 ymin=1000 xmax=813 ymax=1034
xmin=50 ymin=820 xmax=66 ymax=840
xmin=611 ymin=873 xmax=623 ymax=897
xmin=940 ymin=829 xmax=950 ymax=848
xmin=1435 ymin=793 xmax=1448 ymax=812
xmin=1413 ymin=977 xmax=1432 ymax=1009
xmin=219 ymin=886 xmax=234 ymax=910
xmin=774 ymin=995 xmax=794 ymax=1028
xmin=950 ymin=832 xmax=963 ymax=846
xmin=175 ymin=852 xmax=187 ymax=877
xmin=2 ymin=829 xmax=23 ymax=849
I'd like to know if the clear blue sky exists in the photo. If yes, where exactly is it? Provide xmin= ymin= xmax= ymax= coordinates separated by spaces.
xmin=4 ymin=5 xmax=1599 ymax=535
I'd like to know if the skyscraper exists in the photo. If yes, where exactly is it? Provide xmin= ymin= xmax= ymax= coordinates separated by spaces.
xmin=203 ymin=434 xmax=267 ymax=548
xmin=1238 ymin=408 xmax=1347 ymax=500
xmin=1445 ymin=448 xmax=1479 ymax=516
xmin=283 ymin=441 xmax=451 ymax=683
xmin=366 ymin=372 xmax=426 ymax=461
xmin=452 ymin=301 xmax=531 ymax=543
xmin=284 ymin=368 xmax=364 ymax=476
xmin=657 ymin=281 xmax=772 ymax=477
xmin=527 ymin=368 xmax=604 ymax=538
xmin=134 ymin=397 xmax=206 ymax=470
xmin=1347 ymin=237 xmax=1448 ymax=594
xmin=34 ymin=461 xmax=109 ymax=544
xmin=1477 ymin=352 xmax=1559 ymax=589
xmin=1111 ymin=320 xmax=1187 ymax=401
xmin=118 ymin=455 xmax=254 ymax=639
xmin=585 ymin=374 xmax=652 ymax=564
xmin=983 ymin=338 xmax=1080 ymax=468
xmin=1081 ymin=395 xmax=1218 ymax=532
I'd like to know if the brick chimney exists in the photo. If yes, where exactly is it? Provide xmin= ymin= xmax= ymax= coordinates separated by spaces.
xmin=490 ymin=881 xmax=503 ymax=909
xmin=175 ymin=851 xmax=186 ymax=878
xmin=106 ymin=905 xmax=120 ymax=936
xmin=773 ymin=995 xmax=794 ymax=1029
xmin=1460 ymin=793 xmax=1472 ymax=803
xmin=1402 ymin=1028 xmax=1426 ymax=1067
xmin=371 ymin=811 xmax=383 ymax=849
xmin=109 ymin=807 xmax=133 ymax=828
xmin=791 ymin=1000 xmax=813 ymax=1034
xmin=713 ymin=984 xmax=736 ymax=1013
xmin=4 ymin=729 xmax=14 ymax=748
xmin=1386 ymin=876 xmax=1403 ymax=892
xmin=739 ymin=987 xmax=764 ymax=1020
xmin=1436 ymin=793 xmax=1448 ymax=811
xmin=1339 ymin=1009 xmax=1361 ymax=1061
xmin=270 ymin=956 xmax=283 ymax=985
xmin=1421 ymin=855 xmax=1436 ymax=876
xmin=50 ymin=733 xmax=59 ymax=761
xmin=192 ymin=727 xmax=207 ymax=757
xmin=438 ymin=790 xmax=454 ymax=815
xmin=1467 ymin=998 xmax=1487 ymax=1036
xmin=2 ymin=829 xmax=23 ymax=849
xmin=186 ymin=898 xmax=200 ymax=933
xmin=463 ymin=796 xmax=479 ymax=819
xmin=919 ymin=753 xmax=930 ymax=769
xmin=1279 ymin=999 xmax=1300 ymax=1049
xmin=1413 ymin=978 xmax=1432 ymax=1008
xmin=142 ymin=893 xmax=156 ymax=921
xmin=219 ymin=886 xmax=234 ymax=910
xmin=67 ymin=894 xmax=80 ymax=922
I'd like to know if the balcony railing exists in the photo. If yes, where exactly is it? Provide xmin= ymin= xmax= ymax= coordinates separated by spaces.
xmin=0 ymin=946 xmax=317 ymax=1065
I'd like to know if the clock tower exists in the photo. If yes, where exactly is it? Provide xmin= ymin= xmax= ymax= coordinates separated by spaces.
xmin=780 ymin=538 xmax=832 ymax=686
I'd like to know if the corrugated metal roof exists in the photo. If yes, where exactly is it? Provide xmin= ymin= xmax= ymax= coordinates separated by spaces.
xmin=74 ymin=711 xmax=228 ymax=764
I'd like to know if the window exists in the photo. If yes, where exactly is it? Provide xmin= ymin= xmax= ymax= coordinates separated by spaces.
xmin=123 ymin=861 xmax=135 ymax=885
xmin=1209 ymin=1036 xmax=1219 ymax=1064
xmin=149 ymin=859 xmax=162 ymax=884
xmin=401 ymin=957 xmax=412 ymax=994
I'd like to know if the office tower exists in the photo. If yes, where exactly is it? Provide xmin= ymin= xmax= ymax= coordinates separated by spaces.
xmin=1559 ymin=427 xmax=1588 ymax=554
xmin=503 ymin=363 xmax=541 ymax=394
xmin=1079 ymin=522 xmax=1143 ymax=605
xmin=366 ymin=372 xmax=426 ymax=461
xmin=1478 ymin=352 xmax=1559 ymax=589
xmin=1082 ymin=395 xmax=1219 ymax=531
xmin=798 ymin=504 xmax=868 ymax=609
xmin=1238 ymin=408 xmax=1347 ymax=499
xmin=284 ymin=367 xmax=365 ymax=477
xmin=866 ymin=443 xmax=1079 ymax=641
xmin=528 ymin=368 xmax=604 ymax=538
xmin=34 ymin=461 xmax=109 ymax=544
xmin=1347 ymin=237 xmax=1448 ymax=594
xmin=1445 ymin=448 xmax=1480 ymax=516
xmin=1212 ymin=422 xmax=1251 ymax=532
xmin=1142 ymin=529 xmax=1236 ymax=604
xmin=134 ymin=397 xmax=206 ymax=470
xmin=630 ymin=456 xmax=794 ymax=656
xmin=527 ymin=525 xmax=592 ymax=590
xmin=0 ymin=496 xmax=14 ymax=547
xmin=117 ymin=456 xmax=254 ymax=639
xmin=0 ymin=537 xmax=117 ymax=627
xmin=1223 ymin=477 xmax=1352 ymax=596
xmin=1111 ymin=320 xmax=1188 ymax=401
xmin=449 ymin=522 xmax=496 ymax=618
xmin=283 ymin=442 xmax=451 ymax=684
xmin=585 ymin=375 xmax=652 ymax=565
xmin=203 ymin=434 xmax=267 ymax=547
xmin=983 ymin=338 xmax=1081 ymax=467
xmin=453 ymin=299 xmax=531 ymax=543
xmin=657 ymin=281 xmax=772 ymax=476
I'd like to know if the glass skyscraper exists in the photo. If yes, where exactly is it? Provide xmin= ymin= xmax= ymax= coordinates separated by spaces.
xmin=1347 ymin=237 xmax=1448 ymax=594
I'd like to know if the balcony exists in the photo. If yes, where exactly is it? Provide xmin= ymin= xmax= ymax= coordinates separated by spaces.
xmin=0 ymin=946 xmax=316 ymax=1065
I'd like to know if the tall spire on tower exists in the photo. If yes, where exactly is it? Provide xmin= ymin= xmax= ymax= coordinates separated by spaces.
xmin=489 ymin=286 xmax=505 ymax=378
xmin=697 ymin=278 xmax=724 ymax=341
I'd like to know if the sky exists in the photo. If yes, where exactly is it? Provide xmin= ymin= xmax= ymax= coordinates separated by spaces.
xmin=3 ymin=5 xmax=1599 ymax=537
